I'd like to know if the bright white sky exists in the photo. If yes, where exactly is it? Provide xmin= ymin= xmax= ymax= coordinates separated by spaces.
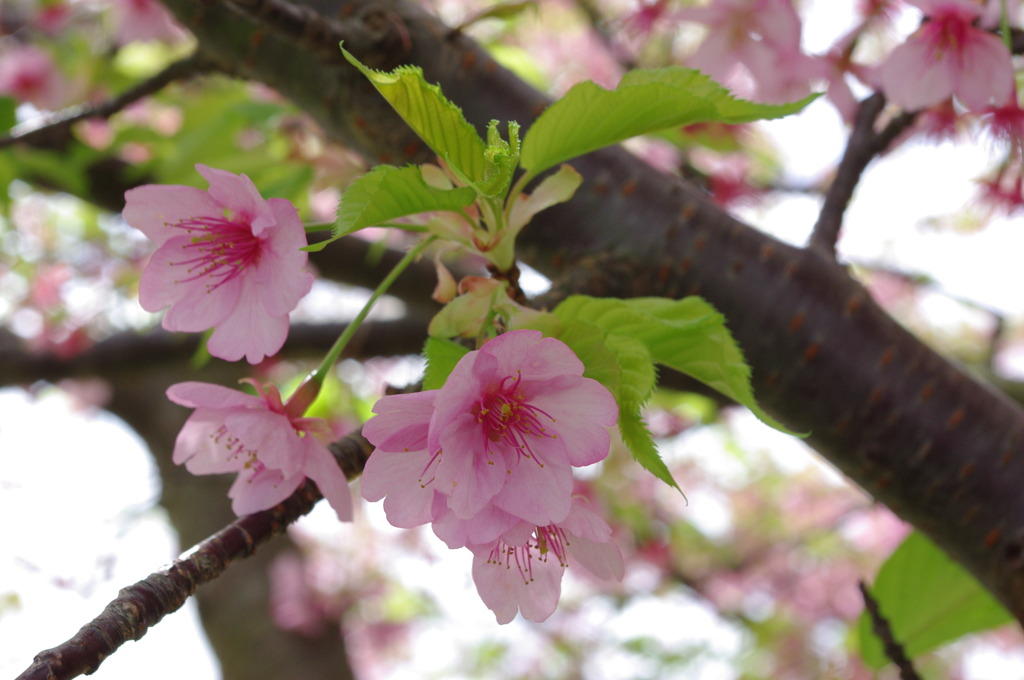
xmin=3 ymin=1 xmax=1024 ymax=678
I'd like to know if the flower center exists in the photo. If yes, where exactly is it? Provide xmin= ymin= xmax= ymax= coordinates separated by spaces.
xmin=171 ymin=216 xmax=262 ymax=292
xmin=476 ymin=372 xmax=556 ymax=463
xmin=923 ymin=9 xmax=973 ymax=57
xmin=485 ymin=524 xmax=570 ymax=585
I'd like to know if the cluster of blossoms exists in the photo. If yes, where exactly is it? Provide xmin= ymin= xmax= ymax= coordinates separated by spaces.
xmin=663 ymin=0 xmax=1023 ymax=211
xmin=123 ymin=166 xmax=624 ymax=622
xmin=123 ymin=166 xmax=348 ymax=517
xmin=360 ymin=329 xmax=624 ymax=623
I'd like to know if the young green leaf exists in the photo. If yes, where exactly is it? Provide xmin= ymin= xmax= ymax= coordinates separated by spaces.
xmin=858 ymin=531 xmax=1013 ymax=669
xmin=423 ymin=336 xmax=471 ymax=389
xmin=333 ymin=164 xmax=475 ymax=239
xmin=553 ymin=295 xmax=793 ymax=434
xmin=342 ymin=47 xmax=487 ymax=184
xmin=520 ymin=67 xmax=819 ymax=176
xmin=478 ymin=120 xmax=521 ymax=198
xmin=553 ymin=320 xmax=678 ymax=489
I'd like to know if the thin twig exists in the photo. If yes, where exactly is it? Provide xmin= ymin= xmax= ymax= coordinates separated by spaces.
xmin=858 ymin=580 xmax=923 ymax=680
xmin=809 ymin=93 xmax=917 ymax=257
xmin=15 ymin=431 xmax=373 ymax=680
xmin=809 ymin=93 xmax=883 ymax=256
xmin=0 ymin=53 xmax=212 ymax=150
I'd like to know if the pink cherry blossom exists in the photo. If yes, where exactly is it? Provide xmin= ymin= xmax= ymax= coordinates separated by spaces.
xmin=470 ymin=497 xmax=624 ymax=624
xmin=678 ymin=0 xmax=820 ymax=104
xmin=359 ymin=392 xmax=521 ymax=547
xmin=123 ymin=165 xmax=314 ymax=363
xmin=167 ymin=380 xmax=352 ymax=520
xmin=0 ymin=45 xmax=68 ymax=110
xmin=878 ymin=0 xmax=1014 ymax=112
xmin=106 ymin=0 xmax=187 ymax=44
xmin=362 ymin=329 xmax=619 ymax=525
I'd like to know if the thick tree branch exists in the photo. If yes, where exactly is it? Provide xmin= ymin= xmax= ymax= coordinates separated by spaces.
xmin=0 ymin=317 xmax=429 ymax=388
xmin=15 ymin=432 xmax=372 ymax=680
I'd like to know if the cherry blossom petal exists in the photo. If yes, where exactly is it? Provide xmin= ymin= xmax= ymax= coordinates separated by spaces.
xmin=364 ymin=391 xmax=436 ymax=452
xmin=228 ymin=466 xmax=305 ymax=516
xmin=471 ymin=546 xmax=563 ymax=624
xmin=137 ymin=236 xmax=241 ymax=326
xmin=167 ymin=381 xmax=262 ymax=410
xmin=954 ymin=34 xmax=1015 ymax=110
xmin=122 ymin=185 xmax=224 ymax=247
xmin=302 ymin=440 xmax=353 ymax=522
xmin=879 ymin=40 xmax=955 ymax=110
xmin=526 ymin=375 xmax=618 ymax=467
xmin=225 ymin=410 xmax=300 ymax=474
xmin=493 ymin=455 xmax=573 ymax=526
xmin=206 ymin=278 xmax=289 ymax=363
xmin=428 ymin=350 xmax=497 ymax=453
xmin=485 ymin=330 xmax=585 ymax=383
xmin=197 ymin=164 xmax=277 ymax=234
xmin=360 ymin=449 xmax=435 ymax=528
xmin=431 ymin=500 xmax=519 ymax=549
xmin=173 ymin=410 xmax=249 ymax=472
xmin=436 ymin=412 xmax=508 ymax=519
xmin=567 ymin=533 xmax=624 ymax=581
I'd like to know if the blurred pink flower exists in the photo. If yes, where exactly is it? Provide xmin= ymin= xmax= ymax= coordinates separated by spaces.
xmin=878 ymin=0 xmax=1014 ymax=111
xmin=168 ymin=380 xmax=352 ymax=520
xmin=470 ymin=497 xmax=623 ymax=624
xmin=0 ymin=45 xmax=68 ymax=110
xmin=679 ymin=0 xmax=820 ymax=103
xmin=107 ymin=0 xmax=186 ymax=44
xmin=977 ymin=161 xmax=1024 ymax=215
xmin=123 ymin=164 xmax=314 ymax=364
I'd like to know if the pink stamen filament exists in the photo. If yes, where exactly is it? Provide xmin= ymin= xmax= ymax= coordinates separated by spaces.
xmin=486 ymin=524 xmax=571 ymax=585
xmin=170 ymin=216 xmax=262 ymax=292
xmin=477 ymin=373 xmax=557 ymax=464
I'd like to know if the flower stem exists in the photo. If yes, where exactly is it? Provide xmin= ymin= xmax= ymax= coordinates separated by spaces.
xmin=300 ymin=236 xmax=436 ymax=403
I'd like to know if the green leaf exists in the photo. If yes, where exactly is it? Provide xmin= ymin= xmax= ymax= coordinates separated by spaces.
xmin=423 ymin=337 xmax=471 ymax=390
xmin=342 ymin=46 xmax=487 ymax=184
xmin=618 ymin=413 xmax=677 ymax=490
xmin=478 ymin=120 xmax=521 ymax=198
xmin=0 ymin=97 xmax=16 ymax=134
xmin=553 ymin=296 xmax=793 ymax=433
xmin=553 ymin=320 xmax=678 ymax=488
xmin=333 ymin=164 xmax=476 ymax=239
xmin=859 ymin=531 xmax=1013 ymax=670
xmin=520 ymin=67 xmax=820 ymax=175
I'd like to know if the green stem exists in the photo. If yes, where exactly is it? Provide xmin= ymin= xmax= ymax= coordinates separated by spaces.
xmin=1001 ymin=0 xmax=1011 ymax=51
xmin=306 ymin=236 xmax=436 ymax=391
xmin=508 ymin=171 xmax=535 ymax=209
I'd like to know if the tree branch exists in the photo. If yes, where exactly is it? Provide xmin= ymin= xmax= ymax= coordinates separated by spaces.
xmin=858 ymin=580 xmax=923 ymax=680
xmin=0 ymin=53 xmax=213 ymax=150
xmin=809 ymin=93 xmax=916 ymax=257
xmin=15 ymin=431 xmax=373 ymax=680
